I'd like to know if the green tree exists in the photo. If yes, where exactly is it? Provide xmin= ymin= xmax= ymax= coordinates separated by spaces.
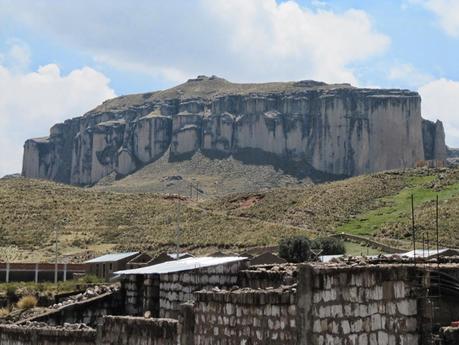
xmin=311 ymin=237 xmax=346 ymax=255
xmin=279 ymin=236 xmax=312 ymax=263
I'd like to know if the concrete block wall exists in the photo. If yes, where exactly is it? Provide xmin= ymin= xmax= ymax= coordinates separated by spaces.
xmin=159 ymin=261 xmax=246 ymax=319
xmin=193 ymin=287 xmax=297 ymax=345
xmin=297 ymin=264 xmax=421 ymax=345
xmin=0 ymin=324 xmax=96 ymax=345
xmin=99 ymin=316 xmax=178 ymax=345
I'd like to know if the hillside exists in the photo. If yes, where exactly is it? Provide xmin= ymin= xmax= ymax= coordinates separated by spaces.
xmin=1 ymin=167 xmax=459 ymax=262
xmin=94 ymin=151 xmax=317 ymax=196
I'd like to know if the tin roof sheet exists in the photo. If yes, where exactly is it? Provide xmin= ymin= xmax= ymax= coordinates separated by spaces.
xmin=115 ymin=256 xmax=247 ymax=275
xmin=85 ymin=252 xmax=139 ymax=263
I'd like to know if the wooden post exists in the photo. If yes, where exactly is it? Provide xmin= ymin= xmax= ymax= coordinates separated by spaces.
xmin=35 ymin=263 xmax=39 ymax=283
xmin=6 ymin=262 xmax=10 ymax=283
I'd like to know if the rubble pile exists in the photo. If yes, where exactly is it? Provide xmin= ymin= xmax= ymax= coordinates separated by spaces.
xmin=50 ymin=285 xmax=118 ymax=309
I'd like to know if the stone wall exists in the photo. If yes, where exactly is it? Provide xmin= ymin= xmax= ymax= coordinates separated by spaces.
xmin=194 ymin=286 xmax=297 ymax=345
xmin=159 ymin=261 xmax=246 ymax=319
xmin=297 ymin=264 xmax=421 ymax=345
xmin=122 ymin=260 xmax=248 ymax=319
xmin=98 ymin=316 xmax=177 ymax=345
xmin=238 ymin=264 xmax=297 ymax=289
xmin=0 ymin=324 xmax=96 ymax=345
xmin=21 ymin=291 xmax=123 ymax=327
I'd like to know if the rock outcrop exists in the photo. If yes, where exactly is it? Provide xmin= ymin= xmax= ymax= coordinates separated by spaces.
xmin=422 ymin=119 xmax=448 ymax=161
xmin=22 ymin=76 xmax=446 ymax=185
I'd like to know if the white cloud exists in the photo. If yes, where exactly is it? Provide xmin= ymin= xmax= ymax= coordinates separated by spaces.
xmin=3 ymin=0 xmax=390 ymax=85
xmin=419 ymin=78 xmax=459 ymax=147
xmin=411 ymin=0 xmax=459 ymax=37
xmin=0 ymin=53 xmax=116 ymax=176
xmin=388 ymin=63 xmax=433 ymax=88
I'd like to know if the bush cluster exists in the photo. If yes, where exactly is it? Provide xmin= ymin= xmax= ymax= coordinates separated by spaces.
xmin=279 ymin=236 xmax=345 ymax=263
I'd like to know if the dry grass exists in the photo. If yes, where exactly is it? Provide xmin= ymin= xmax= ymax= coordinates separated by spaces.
xmin=1 ymin=167 xmax=459 ymax=261
xmin=17 ymin=295 xmax=38 ymax=310
xmin=0 ymin=308 xmax=9 ymax=317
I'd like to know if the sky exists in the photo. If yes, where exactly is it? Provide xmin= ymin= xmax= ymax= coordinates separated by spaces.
xmin=0 ymin=0 xmax=459 ymax=176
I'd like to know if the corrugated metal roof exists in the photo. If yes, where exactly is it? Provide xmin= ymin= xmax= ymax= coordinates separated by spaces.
xmin=115 ymin=256 xmax=247 ymax=275
xmin=167 ymin=253 xmax=193 ymax=259
xmin=85 ymin=252 xmax=139 ymax=263
xmin=401 ymin=248 xmax=457 ymax=258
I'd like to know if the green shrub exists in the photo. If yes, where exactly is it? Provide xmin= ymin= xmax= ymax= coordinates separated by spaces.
xmin=279 ymin=236 xmax=312 ymax=263
xmin=17 ymin=295 xmax=38 ymax=310
xmin=311 ymin=237 xmax=346 ymax=255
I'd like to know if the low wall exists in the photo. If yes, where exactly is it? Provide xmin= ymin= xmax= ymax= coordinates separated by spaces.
xmin=0 ymin=324 xmax=96 ymax=345
xmin=20 ymin=291 xmax=123 ymax=327
xmin=194 ymin=287 xmax=297 ymax=345
xmin=331 ymin=233 xmax=406 ymax=254
xmin=98 ymin=316 xmax=178 ymax=345
xmin=238 ymin=265 xmax=296 ymax=289
xmin=297 ymin=264 xmax=420 ymax=345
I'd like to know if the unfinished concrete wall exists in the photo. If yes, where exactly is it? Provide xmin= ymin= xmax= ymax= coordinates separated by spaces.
xmin=194 ymin=287 xmax=297 ymax=345
xmin=0 ymin=324 xmax=96 ymax=345
xmin=98 ymin=316 xmax=177 ymax=345
xmin=297 ymin=264 xmax=420 ymax=345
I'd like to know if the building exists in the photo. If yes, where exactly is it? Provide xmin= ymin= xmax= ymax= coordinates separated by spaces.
xmin=85 ymin=252 xmax=139 ymax=281
xmin=116 ymin=256 xmax=248 ymax=318
xmin=145 ymin=252 xmax=193 ymax=266
xmin=126 ymin=253 xmax=153 ymax=270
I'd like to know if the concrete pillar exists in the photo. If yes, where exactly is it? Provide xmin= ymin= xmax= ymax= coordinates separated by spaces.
xmin=6 ymin=262 xmax=10 ymax=283
xmin=35 ymin=263 xmax=39 ymax=283
xmin=180 ymin=302 xmax=195 ymax=345
xmin=64 ymin=263 xmax=67 ymax=282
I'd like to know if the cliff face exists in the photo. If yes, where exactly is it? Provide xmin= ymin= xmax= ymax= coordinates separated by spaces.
xmin=422 ymin=119 xmax=448 ymax=161
xmin=22 ymin=76 xmax=443 ymax=185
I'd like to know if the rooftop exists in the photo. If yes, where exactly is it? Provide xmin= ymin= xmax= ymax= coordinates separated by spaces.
xmin=115 ymin=256 xmax=247 ymax=275
xmin=85 ymin=252 xmax=139 ymax=263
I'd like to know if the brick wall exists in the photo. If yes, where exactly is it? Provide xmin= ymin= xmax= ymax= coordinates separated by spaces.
xmin=193 ymin=287 xmax=297 ymax=345
xmin=0 ymin=324 xmax=96 ymax=345
xmin=297 ymin=264 xmax=421 ymax=345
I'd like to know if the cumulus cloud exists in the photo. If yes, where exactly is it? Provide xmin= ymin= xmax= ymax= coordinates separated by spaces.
xmin=411 ymin=0 xmax=459 ymax=37
xmin=0 ymin=43 xmax=115 ymax=176
xmin=388 ymin=63 xmax=433 ymax=88
xmin=419 ymin=78 xmax=459 ymax=147
xmin=4 ymin=0 xmax=390 ymax=85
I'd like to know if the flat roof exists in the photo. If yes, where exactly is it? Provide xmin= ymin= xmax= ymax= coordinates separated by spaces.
xmin=85 ymin=252 xmax=139 ymax=263
xmin=115 ymin=256 xmax=247 ymax=275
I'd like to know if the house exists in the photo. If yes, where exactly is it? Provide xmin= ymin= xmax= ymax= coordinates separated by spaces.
xmin=249 ymin=252 xmax=287 ymax=265
xmin=85 ymin=252 xmax=139 ymax=280
xmin=116 ymin=256 xmax=248 ymax=318
xmin=126 ymin=253 xmax=153 ymax=269
xmin=145 ymin=252 xmax=193 ymax=266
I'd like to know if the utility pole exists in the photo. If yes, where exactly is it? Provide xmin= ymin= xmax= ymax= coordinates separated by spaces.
xmin=175 ymin=202 xmax=180 ymax=259
xmin=411 ymin=194 xmax=416 ymax=265
xmin=54 ymin=226 xmax=59 ymax=284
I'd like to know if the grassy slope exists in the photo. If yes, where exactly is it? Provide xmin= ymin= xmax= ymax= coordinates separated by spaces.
xmin=1 ymin=167 xmax=458 ymax=262
xmin=0 ymin=178 xmax=310 ymax=262
xmin=203 ymin=168 xmax=459 ymax=248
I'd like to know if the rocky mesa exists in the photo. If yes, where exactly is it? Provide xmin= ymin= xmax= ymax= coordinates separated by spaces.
xmin=22 ymin=76 xmax=447 ymax=185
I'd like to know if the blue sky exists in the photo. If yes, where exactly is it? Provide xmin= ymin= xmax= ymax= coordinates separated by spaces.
xmin=1 ymin=0 xmax=459 ymax=175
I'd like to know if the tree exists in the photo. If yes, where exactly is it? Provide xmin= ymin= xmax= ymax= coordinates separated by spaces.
xmin=279 ymin=236 xmax=312 ymax=263
xmin=311 ymin=237 xmax=346 ymax=255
